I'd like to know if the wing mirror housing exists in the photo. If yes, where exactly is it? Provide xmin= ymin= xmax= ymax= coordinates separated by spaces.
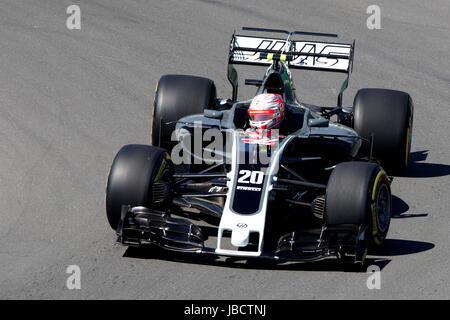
xmin=204 ymin=109 xmax=223 ymax=119
xmin=308 ymin=118 xmax=329 ymax=128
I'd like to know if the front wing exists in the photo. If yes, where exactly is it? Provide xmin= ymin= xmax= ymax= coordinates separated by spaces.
xmin=117 ymin=205 xmax=368 ymax=263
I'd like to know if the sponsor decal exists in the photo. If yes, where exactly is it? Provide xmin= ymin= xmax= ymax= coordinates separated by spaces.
xmin=236 ymin=186 xmax=262 ymax=192
xmin=208 ymin=186 xmax=227 ymax=193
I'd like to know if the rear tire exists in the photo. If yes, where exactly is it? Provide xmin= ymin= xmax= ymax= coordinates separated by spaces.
xmin=325 ymin=161 xmax=392 ymax=248
xmin=353 ymin=88 xmax=414 ymax=174
xmin=105 ymin=144 xmax=172 ymax=230
xmin=152 ymin=74 xmax=216 ymax=152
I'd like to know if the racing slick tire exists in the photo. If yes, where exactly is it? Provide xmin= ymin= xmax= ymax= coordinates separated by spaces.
xmin=325 ymin=161 xmax=392 ymax=248
xmin=353 ymin=88 xmax=414 ymax=174
xmin=151 ymin=74 xmax=217 ymax=152
xmin=105 ymin=144 xmax=172 ymax=230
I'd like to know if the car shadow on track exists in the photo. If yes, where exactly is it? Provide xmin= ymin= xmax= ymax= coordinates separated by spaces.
xmin=122 ymin=235 xmax=430 ymax=274
xmin=404 ymin=150 xmax=450 ymax=178
xmin=123 ymin=236 xmax=434 ymax=273
xmin=370 ymin=239 xmax=435 ymax=256
xmin=391 ymin=195 xmax=428 ymax=219
xmin=123 ymin=246 xmax=392 ymax=273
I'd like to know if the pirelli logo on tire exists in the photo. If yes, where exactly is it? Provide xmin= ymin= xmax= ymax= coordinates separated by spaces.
xmin=370 ymin=169 xmax=389 ymax=246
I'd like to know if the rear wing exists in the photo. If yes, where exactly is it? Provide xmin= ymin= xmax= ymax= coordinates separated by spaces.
xmin=229 ymin=34 xmax=355 ymax=74
xmin=227 ymin=27 xmax=355 ymax=105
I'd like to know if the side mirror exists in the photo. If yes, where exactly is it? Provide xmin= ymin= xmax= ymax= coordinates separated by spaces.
xmin=204 ymin=109 xmax=223 ymax=120
xmin=308 ymin=118 xmax=329 ymax=128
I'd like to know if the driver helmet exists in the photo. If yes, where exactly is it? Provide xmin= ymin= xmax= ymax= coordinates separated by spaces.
xmin=248 ymin=93 xmax=285 ymax=130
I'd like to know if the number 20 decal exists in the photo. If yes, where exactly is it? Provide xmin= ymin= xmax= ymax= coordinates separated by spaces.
xmin=237 ymin=170 xmax=264 ymax=184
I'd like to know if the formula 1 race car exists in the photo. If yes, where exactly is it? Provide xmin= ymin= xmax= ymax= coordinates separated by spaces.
xmin=105 ymin=27 xmax=414 ymax=265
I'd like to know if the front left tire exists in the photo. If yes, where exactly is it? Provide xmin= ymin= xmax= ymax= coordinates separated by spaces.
xmin=353 ymin=88 xmax=414 ymax=174
xmin=325 ymin=161 xmax=392 ymax=248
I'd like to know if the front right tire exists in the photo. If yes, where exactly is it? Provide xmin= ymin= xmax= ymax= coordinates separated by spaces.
xmin=105 ymin=144 xmax=172 ymax=230
xmin=151 ymin=74 xmax=217 ymax=152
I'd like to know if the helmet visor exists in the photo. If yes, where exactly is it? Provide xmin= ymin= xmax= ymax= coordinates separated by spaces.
xmin=248 ymin=110 xmax=275 ymax=122
xmin=250 ymin=113 xmax=274 ymax=122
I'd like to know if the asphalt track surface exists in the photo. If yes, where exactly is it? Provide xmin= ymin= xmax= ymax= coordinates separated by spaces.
xmin=0 ymin=0 xmax=449 ymax=299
